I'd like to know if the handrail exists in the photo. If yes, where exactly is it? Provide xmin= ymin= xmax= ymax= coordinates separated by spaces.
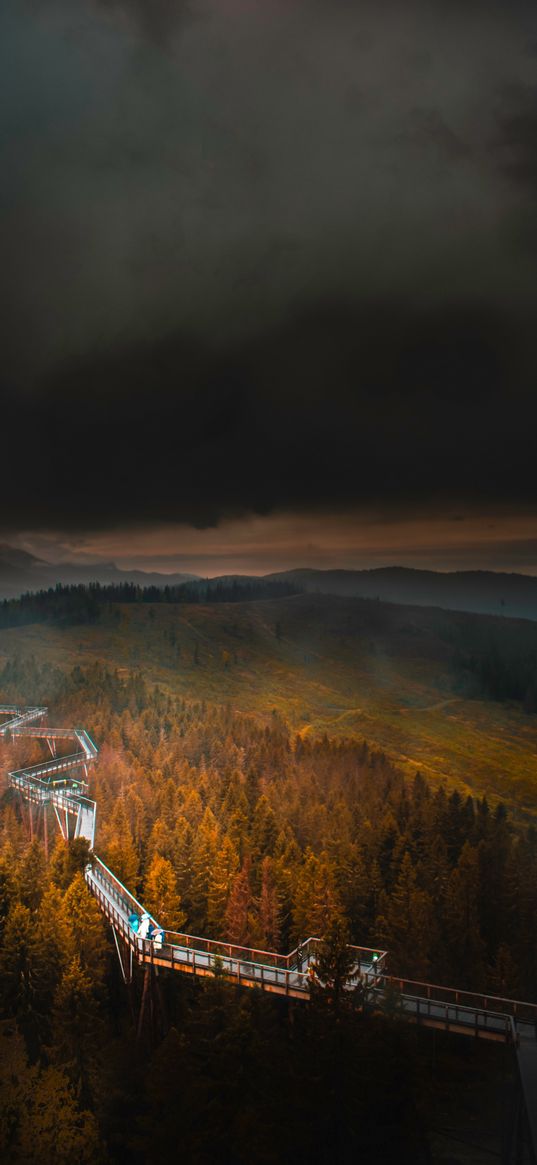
xmin=4 ymin=705 xmax=97 ymax=846
xmin=89 ymin=856 xmax=159 ymax=928
xmin=7 ymin=725 xmax=98 ymax=757
xmin=378 ymin=974 xmax=537 ymax=1026
xmin=0 ymin=706 xmax=47 ymax=732
xmin=10 ymin=753 xmax=91 ymax=781
xmin=86 ymin=870 xmax=523 ymax=1036
xmin=89 ymin=860 xmax=388 ymax=973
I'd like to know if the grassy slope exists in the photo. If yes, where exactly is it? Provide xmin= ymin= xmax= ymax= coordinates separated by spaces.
xmin=1 ymin=594 xmax=537 ymax=814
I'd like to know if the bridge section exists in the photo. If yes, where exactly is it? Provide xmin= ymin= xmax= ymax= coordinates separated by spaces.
xmin=85 ymin=855 xmax=537 ymax=1045
xmin=86 ymin=854 xmax=387 ymax=997
xmin=0 ymin=705 xmax=97 ymax=847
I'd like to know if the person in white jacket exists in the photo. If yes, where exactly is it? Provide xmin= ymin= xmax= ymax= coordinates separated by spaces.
xmin=138 ymin=912 xmax=151 ymax=940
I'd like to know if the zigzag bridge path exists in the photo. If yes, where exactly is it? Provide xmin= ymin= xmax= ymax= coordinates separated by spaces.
xmin=2 ymin=704 xmax=537 ymax=1159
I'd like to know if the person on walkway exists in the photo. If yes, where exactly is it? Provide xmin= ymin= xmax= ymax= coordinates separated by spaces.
xmin=139 ymin=912 xmax=151 ymax=940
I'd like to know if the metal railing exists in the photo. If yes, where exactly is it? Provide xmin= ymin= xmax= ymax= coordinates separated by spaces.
xmin=87 ymin=865 xmax=313 ymax=995
xmin=4 ymin=706 xmax=97 ymax=846
xmin=0 ymin=706 xmax=47 ymax=733
xmin=89 ymin=855 xmax=159 ymax=928
xmin=10 ymin=752 xmax=90 ymax=782
xmin=88 ymin=856 xmax=387 ymax=976
xmin=395 ymin=989 xmax=516 ymax=1041
xmin=6 ymin=725 xmax=98 ymax=759
xmin=376 ymin=974 xmax=537 ymax=1032
xmin=86 ymin=862 xmax=527 ymax=1029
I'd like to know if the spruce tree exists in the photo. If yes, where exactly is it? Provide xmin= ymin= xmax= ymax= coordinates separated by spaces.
xmin=144 ymin=854 xmax=186 ymax=932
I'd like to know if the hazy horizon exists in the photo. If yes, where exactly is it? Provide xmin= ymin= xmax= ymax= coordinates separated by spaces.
xmin=2 ymin=507 xmax=537 ymax=578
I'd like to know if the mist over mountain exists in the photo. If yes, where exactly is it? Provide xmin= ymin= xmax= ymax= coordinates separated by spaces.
xmin=269 ymin=567 xmax=537 ymax=622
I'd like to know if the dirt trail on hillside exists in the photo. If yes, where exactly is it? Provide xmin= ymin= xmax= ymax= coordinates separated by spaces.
xmin=398 ymin=697 xmax=461 ymax=715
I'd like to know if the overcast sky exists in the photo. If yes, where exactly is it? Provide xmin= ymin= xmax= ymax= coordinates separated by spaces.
xmin=2 ymin=0 xmax=537 ymax=572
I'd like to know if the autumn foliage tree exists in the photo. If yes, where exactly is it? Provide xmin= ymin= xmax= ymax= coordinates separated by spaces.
xmin=144 ymin=854 xmax=186 ymax=932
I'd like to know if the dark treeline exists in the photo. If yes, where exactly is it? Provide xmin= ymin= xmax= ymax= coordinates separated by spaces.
xmin=458 ymin=639 xmax=537 ymax=712
xmin=0 ymin=659 xmax=531 ymax=1161
xmin=0 ymin=578 xmax=301 ymax=630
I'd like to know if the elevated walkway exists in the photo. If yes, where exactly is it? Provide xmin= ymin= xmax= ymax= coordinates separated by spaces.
xmin=86 ymin=855 xmax=386 ymax=998
xmin=1 ymin=705 xmax=97 ymax=846
xmin=85 ymin=855 xmax=536 ymax=1042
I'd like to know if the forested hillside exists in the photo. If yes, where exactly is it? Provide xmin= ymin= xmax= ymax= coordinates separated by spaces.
xmin=0 ymin=578 xmax=301 ymax=628
xmin=2 ymin=659 xmax=535 ymax=993
xmin=0 ymin=660 xmax=527 ymax=1160
xmin=2 ymin=591 xmax=537 ymax=812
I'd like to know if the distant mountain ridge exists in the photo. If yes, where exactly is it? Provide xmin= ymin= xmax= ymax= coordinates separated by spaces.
xmin=3 ymin=545 xmax=537 ymax=620
xmin=0 ymin=544 xmax=48 ymax=572
xmin=0 ymin=544 xmax=198 ymax=598
xmin=268 ymin=566 xmax=537 ymax=621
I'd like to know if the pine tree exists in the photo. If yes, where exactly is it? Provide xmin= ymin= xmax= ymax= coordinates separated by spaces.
xmin=144 ymin=854 xmax=186 ymax=932
xmin=252 ymin=796 xmax=278 ymax=860
xmin=311 ymin=917 xmax=356 ymax=1013
xmin=512 ymin=831 xmax=537 ymax=998
xmin=0 ymin=1022 xmax=101 ymax=1165
xmin=292 ymin=850 xmax=344 ymax=942
xmin=189 ymin=809 xmax=219 ymax=932
xmin=16 ymin=839 xmax=48 ymax=912
xmin=0 ymin=902 xmax=38 ymax=1052
xmin=18 ymin=1063 xmax=102 ymax=1164
xmin=224 ymin=861 xmax=253 ymax=946
xmin=103 ymin=832 xmax=140 ymax=890
xmin=0 ymin=851 xmax=15 ymax=925
xmin=61 ymin=874 xmax=108 ymax=989
xmin=51 ymin=957 xmax=102 ymax=1105
xmin=443 ymin=841 xmax=485 ymax=987
xmin=375 ymin=852 xmax=432 ymax=980
xmin=0 ymin=1020 xmax=32 ymax=1156
xmin=257 ymin=856 xmax=282 ymax=950
xmin=49 ymin=837 xmax=92 ymax=892
xmin=207 ymin=836 xmax=240 ymax=936
xmin=489 ymin=943 xmax=519 ymax=998
xmin=173 ymin=817 xmax=193 ymax=914
xmin=31 ymin=884 xmax=72 ymax=1044
xmin=146 ymin=817 xmax=176 ymax=865
xmin=337 ymin=844 xmax=368 ymax=938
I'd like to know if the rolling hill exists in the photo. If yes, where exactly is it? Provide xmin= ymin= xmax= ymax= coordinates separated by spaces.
xmin=1 ymin=591 xmax=537 ymax=817
xmin=270 ymin=566 xmax=537 ymax=621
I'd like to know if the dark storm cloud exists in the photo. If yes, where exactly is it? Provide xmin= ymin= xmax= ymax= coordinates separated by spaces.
xmin=404 ymin=109 xmax=471 ymax=162
xmin=494 ymin=84 xmax=537 ymax=192
xmin=95 ymin=0 xmax=188 ymax=43
xmin=1 ymin=0 xmax=537 ymax=534
xmin=0 ymin=299 xmax=534 ymax=533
